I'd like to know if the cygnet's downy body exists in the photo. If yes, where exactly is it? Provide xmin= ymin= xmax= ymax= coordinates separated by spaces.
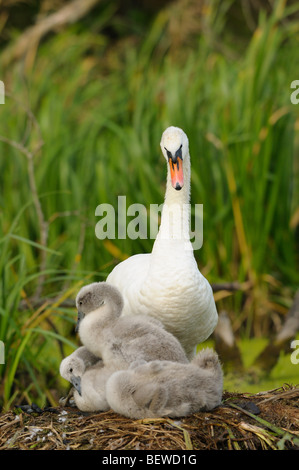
xmin=106 ymin=348 xmax=223 ymax=419
xmin=59 ymin=346 xmax=113 ymax=412
xmin=71 ymin=364 xmax=114 ymax=412
xmin=75 ymin=282 xmax=189 ymax=370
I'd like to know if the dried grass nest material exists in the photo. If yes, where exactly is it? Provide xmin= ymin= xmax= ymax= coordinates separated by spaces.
xmin=0 ymin=385 xmax=298 ymax=451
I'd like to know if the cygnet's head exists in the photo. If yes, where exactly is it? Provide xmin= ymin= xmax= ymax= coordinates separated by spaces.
xmin=59 ymin=356 xmax=85 ymax=395
xmin=160 ymin=126 xmax=189 ymax=191
xmin=75 ymin=282 xmax=124 ymax=331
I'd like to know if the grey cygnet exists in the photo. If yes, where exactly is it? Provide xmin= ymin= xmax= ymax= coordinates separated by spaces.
xmin=60 ymin=345 xmax=100 ymax=391
xmin=75 ymin=282 xmax=189 ymax=369
xmin=106 ymin=348 xmax=223 ymax=419
xmin=59 ymin=346 xmax=113 ymax=412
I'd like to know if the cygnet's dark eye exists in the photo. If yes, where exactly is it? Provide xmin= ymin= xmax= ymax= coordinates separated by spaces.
xmin=79 ymin=300 xmax=83 ymax=305
xmin=69 ymin=368 xmax=73 ymax=373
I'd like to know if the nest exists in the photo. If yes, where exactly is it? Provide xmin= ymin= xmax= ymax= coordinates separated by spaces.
xmin=0 ymin=385 xmax=298 ymax=451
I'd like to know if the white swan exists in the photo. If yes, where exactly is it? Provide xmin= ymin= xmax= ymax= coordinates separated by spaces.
xmin=106 ymin=348 xmax=223 ymax=419
xmin=106 ymin=126 xmax=218 ymax=358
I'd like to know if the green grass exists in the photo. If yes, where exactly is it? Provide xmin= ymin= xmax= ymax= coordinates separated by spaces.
xmin=198 ymin=335 xmax=299 ymax=394
xmin=0 ymin=0 xmax=298 ymax=408
xmin=230 ymin=337 xmax=299 ymax=393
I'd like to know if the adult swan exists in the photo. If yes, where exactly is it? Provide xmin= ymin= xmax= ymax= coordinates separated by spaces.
xmin=106 ymin=126 xmax=218 ymax=358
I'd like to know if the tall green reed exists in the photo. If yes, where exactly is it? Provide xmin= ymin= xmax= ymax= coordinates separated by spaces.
xmin=1 ymin=1 xmax=297 ymax=298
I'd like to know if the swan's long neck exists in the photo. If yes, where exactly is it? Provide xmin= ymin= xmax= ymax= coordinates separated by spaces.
xmin=156 ymin=155 xmax=191 ymax=243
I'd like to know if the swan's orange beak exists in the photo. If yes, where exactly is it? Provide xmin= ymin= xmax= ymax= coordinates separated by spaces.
xmin=169 ymin=157 xmax=184 ymax=190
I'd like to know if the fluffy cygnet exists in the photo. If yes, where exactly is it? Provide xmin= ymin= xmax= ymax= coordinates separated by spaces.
xmin=75 ymin=282 xmax=189 ymax=369
xmin=60 ymin=346 xmax=113 ymax=412
xmin=106 ymin=348 xmax=223 ymax=419
xmin=60 ymin=345 xmax=100 ymax=389
xmin=71 ymin=363 xmax=115 ymax=412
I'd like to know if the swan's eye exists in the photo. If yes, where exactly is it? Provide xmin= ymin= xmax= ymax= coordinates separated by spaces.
xmin=164 ymin=145 xmax=182 ymax=163
xmin=70 ymin=368 xmax=73 ymax=373
xmin=164 ymin=147 xmax=172 ymax=160
xmin=175 ymin=144 xmax=183 ymax=160
xmin=79 ymin=300 xmax=83 ymax=305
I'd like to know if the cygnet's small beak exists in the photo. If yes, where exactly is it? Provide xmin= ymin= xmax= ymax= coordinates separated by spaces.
xmin=71 ymin=375 xmax=82 ymax=396
xmin=75 ymin=311 xmax=85 ymax=333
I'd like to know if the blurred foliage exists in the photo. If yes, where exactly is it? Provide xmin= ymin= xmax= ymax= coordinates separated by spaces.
xmin=0 ymin=0 xmax=298 ymax=408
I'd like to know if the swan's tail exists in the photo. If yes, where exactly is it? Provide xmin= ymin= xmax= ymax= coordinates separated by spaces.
xmin=192 ymin=348 xmax=222 ymax=372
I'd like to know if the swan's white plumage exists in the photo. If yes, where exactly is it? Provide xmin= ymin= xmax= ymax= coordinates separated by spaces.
xmin=106 ymin=127 xmax=218 ymax=358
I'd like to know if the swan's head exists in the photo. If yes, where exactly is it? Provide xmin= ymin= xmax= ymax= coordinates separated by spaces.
xmin=160 ymin=126 xmax=189 ymax=191
xmin=75 ymin=282 xmax=124 ymax=331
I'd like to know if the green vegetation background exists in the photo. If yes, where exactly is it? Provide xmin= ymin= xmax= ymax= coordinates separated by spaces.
xmin=0 ymin=0 xmax=298 ymax=410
